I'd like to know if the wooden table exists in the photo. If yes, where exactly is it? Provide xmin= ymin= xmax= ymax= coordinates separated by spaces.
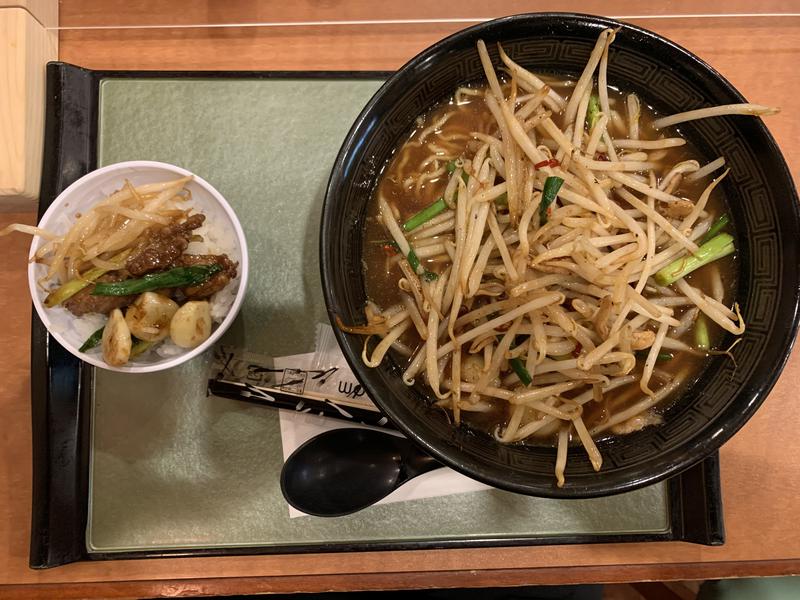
xmin=1 ymin=1 xmax=799 ymax=597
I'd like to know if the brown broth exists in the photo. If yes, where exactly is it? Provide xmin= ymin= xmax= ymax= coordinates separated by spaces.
xmin=362 ymin=82 xmax=736 ymax=446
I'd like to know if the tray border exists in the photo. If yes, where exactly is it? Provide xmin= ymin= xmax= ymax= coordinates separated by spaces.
xmin=29 ymin=62 xmax=724 ymax=569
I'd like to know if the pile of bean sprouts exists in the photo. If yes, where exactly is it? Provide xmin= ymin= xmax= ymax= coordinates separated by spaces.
xmin=343 ymin=28 xmax=777 ymax=486
xmin=2 ymin=177 xmax=193 ymax=287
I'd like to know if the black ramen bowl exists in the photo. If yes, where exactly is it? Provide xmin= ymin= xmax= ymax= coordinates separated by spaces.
xmin=320 ymin=13 xmax=800 ymax=497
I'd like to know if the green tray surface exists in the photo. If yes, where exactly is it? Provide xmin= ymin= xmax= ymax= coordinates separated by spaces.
xmin=88 ymin=77 xmax=669 ymax=553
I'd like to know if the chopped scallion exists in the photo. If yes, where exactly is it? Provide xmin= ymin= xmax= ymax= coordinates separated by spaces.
xmin=44 ymin=249 xmax=131 ymax=307
xmin=654 ymin=233 xmax=734 ymax=286
xmin=509 ymin=357 xmax=533 ymax=386
xmin=586 ymin=94 xmax=601 ymax=130
xmin=79 ymin=326 xmax=105 ymax=353
xmin=539 ymin=176 xmax=564 ymax=225
xmin=131 ymin=339 xmax=154 ymax=357
xmin=92 ymin=264 xmax=222 ymax=296
xmin=407 ymin=248 xmax=421 ymax=273
xmin=698 ymin=214 xmax=730 ymax=245
xmin=405 ymin=244 xmax=437 ymax=281
xmin=402 ymin=197 xmax=447 ymax=231
xmin=695 ymin=315 xmax=710 ymax=351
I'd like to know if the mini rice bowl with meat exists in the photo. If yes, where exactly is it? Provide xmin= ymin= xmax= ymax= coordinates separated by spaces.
xmin=22 ymin=161 xmax=247 ymax=372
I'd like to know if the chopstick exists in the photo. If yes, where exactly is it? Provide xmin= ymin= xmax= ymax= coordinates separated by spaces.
xmin=207 ymin=378 xmax=396 ymax=429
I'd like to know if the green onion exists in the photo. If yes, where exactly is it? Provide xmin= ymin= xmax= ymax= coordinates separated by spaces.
xmin=636 ymin=350 xmax=674 ymax=362
xmin=92 ymin=264 xmax=222 ymax=296
xmin=698 ymin=214 xmax=730 ymax=245
xmin=509 ymin=357 xmax=532 ymax=386
xmin=539 ymin=176 xmax=564 ymax=225
xmin=407 ymin=249 xmax=421 ymax=273
xmin=446 ymin=159 xmax=469 ymax=183
xmin=79 ymin=326 xmax=105 ymax=353
xmin=79 ymin=325 xmax=155 ymax=355
xmin=695 ymin=315 xmax=710 ymax=351
xmin=402 ymin=197 xmax=447 ymax=231
xmin=495 ymin=192 xmax=508 ymax=206
xmin=445 ymin=158 xmax=468 ymax=183
xmin=586 ymin=94 xmax=601 ymax=130
xmin=131 ymin=339 xmax=154 ymax=357
xmin=46 ymin=268 xmax=106 ymax=307
xmin=405 ymin=244 xmax=438 ymax=281
xmin=654 ymin=233 xmax=735 ymax=286
xmin=44 ymin=249 xmax=131 ymax=307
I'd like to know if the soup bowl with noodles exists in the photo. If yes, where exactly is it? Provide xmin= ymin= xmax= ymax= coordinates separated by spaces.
xmin=320 ymin=13 xmax=800 ymax=497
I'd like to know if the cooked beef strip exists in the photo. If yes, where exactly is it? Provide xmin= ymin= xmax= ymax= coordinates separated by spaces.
xmin=179 ymin=253 xmax=238 ymax=299
xmin=126 ymin=213 xmax=206 ymax=276
xmin=63 ymin=273 xmax=135 ymax=317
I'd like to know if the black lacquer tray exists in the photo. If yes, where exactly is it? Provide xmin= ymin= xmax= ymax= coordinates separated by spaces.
xmin=30 ymin=62 xmax=724 ymax=569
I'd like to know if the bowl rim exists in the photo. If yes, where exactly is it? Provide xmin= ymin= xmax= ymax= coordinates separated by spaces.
xmin=321 ymin=13 xmax=800 ymax=497
xmin=29 ymin=160 xmax=250 ymax=374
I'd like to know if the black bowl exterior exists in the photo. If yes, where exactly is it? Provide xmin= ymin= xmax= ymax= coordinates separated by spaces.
xmin=321 ymin=13 xmax=800 ymax=497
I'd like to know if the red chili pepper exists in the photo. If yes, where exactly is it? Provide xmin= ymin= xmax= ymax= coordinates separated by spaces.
xmin=534 ymin=158 xmax=560 ymax=169
xmin=572 ymin=343 xmax=583 ymax=358
xmin=381 ymin=244 xmax=398 ymax=256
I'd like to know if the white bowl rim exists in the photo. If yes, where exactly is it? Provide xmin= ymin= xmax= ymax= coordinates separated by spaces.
xmin=28 ymin=160 xmax=249 ymax=373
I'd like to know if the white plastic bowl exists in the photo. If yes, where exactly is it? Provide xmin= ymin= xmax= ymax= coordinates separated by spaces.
xmin=29 ymin=161 xmax=249 ymax=373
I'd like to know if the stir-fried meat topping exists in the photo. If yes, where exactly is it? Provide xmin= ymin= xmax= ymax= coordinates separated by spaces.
xmin=179 ymin=254 xmax=238 ymax=299
xmin=63 ymin=273 xmax=135 ymax=316
xmin=126 ymin=213 xmax=206 ymax=276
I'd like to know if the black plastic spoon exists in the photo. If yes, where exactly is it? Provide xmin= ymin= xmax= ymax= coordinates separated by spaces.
xmin=279 ymin=427 xmax=442 ymax=517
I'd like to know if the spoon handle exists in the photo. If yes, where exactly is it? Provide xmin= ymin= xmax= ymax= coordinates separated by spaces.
xmin=401 ymin=443 xmax=442 ymax=479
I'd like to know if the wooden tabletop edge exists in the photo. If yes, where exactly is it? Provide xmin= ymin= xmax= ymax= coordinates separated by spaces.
xmin=2 ymin=558 xmax=800 ymax=598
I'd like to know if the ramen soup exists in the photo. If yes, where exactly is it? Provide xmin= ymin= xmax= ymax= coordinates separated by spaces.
xmin=343 ymin=29 xmax=776 ymax=486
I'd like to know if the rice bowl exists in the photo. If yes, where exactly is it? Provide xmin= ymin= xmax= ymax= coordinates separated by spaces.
xmin=27 ymin=161 xmax=248 ymax=373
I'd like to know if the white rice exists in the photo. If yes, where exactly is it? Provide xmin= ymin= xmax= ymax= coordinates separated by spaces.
xmin=154 ymin=340 xmax=185 ymax=358
xmin=69 ymin=311 xmax=106 ymax=340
